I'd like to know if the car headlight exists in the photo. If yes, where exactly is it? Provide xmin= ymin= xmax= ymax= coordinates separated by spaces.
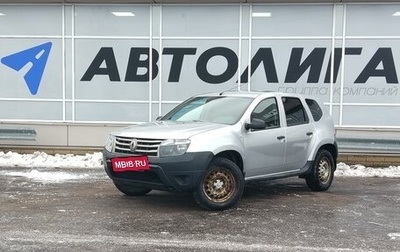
xmin=159 ymin=139 xmax=190 ymax=157
xmin=104 ymin=134 xmax=115 ymax=152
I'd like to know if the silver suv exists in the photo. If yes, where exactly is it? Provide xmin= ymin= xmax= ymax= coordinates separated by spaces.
xmin=103 ymin=91 xmax=337 ymax=210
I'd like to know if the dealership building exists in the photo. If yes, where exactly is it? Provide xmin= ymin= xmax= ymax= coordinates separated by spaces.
xmin=0 ymin=0 xmax=399 ymax=164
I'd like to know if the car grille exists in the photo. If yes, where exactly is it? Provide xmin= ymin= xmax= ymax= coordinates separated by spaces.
xmin=114 ymin=136 xmax=163 ymax=156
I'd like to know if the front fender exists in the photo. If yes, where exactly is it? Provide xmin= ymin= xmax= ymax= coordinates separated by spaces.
xmin=187 ymin=124 xmax=245 ymax=157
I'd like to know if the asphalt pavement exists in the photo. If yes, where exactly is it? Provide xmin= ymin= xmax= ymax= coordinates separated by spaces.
xmin=0 ymin=166 xmax=399 ymax=252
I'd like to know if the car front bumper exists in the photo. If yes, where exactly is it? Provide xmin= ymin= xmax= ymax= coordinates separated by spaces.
xmin=103 ymin=149 xmax=214 ymax=192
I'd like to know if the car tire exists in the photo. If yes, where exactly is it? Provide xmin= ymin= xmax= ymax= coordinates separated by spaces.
xmin=113 ymin=181 xmax=152 ymax=196
xmin=305 ymin=149 xmax=335 ymax=191
xmin=193 ymin=157 xmax=244 ymax=211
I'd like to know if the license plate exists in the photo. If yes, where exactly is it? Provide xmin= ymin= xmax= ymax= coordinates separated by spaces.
xmin=111 ymin=156 xmax=150 ymax=172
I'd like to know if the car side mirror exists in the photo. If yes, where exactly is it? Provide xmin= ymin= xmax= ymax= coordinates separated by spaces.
xmin=245 ymin=118 xmax=266 ymax=131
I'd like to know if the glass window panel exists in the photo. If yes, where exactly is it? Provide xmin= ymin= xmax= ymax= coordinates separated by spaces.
xmin=74 ymin=102 xmax=148 ymax=122
xmin=161 ymin=39 xmax=241 ymax=101
xmin=162 ymin=5 xmax=240 ymax=37
xmin=346 ymin=4 xmax=400 ymax=36
xmin=74 ymin=39 xmax=151 ymax=101
xmin=252 ymin=5 xmax=334 ymax=37
xmin=249 ymin=39 xmax=333 ymax=104
xmin=0 ymin=101 xmax=63 ymax=120
xmin=342 ymin=105 xmax=400 ymax=127
xmin=0 ymin=39 xmax=63 ymax=99
xmin=342 ymin=39 xmax=400 ymax=104
xmin=0 ymin=5 xmax=62 ymax=36
xmin=74 ymin=5 xmax=150 ymax=37
xmin=64 ymin=5 xmax=73 ymax=36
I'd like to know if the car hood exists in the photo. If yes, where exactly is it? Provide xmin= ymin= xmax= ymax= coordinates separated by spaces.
xmin=113 ymin=121 xmax=229 ymax=139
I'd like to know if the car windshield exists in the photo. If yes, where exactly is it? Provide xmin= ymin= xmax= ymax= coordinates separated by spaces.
xmin=161 ymin=96 xmax=254 ymax=125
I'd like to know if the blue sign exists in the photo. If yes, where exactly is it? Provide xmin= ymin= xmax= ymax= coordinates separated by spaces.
xmin=1 ymin=42 xmax=52 ymax=95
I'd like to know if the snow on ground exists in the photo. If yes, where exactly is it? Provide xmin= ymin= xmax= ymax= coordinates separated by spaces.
xmin=0 ymin=151 xmax=103 ymax=183
xmin=0 ymin=151 xmax=103 ymax=169
xmin=0 ymin=151 xmax=400 ymax=183
xmin=336 ymin=162 xmax=400 ymax=178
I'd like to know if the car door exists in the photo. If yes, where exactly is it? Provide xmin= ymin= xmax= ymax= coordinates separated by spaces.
xmin=243 ymin=97 xmax=286 ymax=178
xmin=281 ymin=96 xmax=315 ymax=171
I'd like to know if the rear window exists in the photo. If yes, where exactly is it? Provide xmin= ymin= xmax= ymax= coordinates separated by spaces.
xmin=306 ymin=99 xmax=323 ymax=122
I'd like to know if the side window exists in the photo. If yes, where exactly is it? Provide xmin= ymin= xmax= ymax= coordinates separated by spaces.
xmin=250 ymin=98 xmax=280 ymax=129
xmin=306 ymin=99 xmax=323 ymax=122
xmin=282 ymin=97 xmax=309 ymax=126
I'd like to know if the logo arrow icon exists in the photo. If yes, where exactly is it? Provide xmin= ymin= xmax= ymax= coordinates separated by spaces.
xmin=1 ymin=42 xmax=52 ymax=95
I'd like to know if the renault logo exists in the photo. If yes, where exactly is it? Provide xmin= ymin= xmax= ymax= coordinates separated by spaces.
xmin=129 ymin=139 xmax=138 ymax=151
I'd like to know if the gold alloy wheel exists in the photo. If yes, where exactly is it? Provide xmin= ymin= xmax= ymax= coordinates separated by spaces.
xmin=317 ymin=157 xmax=331 ymax=184
xmin=202 ymin=167 xmax=236 ymax=203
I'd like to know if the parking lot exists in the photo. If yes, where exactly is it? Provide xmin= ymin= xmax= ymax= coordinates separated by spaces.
xmin=0 ymin=166 xmax=399 ymax=252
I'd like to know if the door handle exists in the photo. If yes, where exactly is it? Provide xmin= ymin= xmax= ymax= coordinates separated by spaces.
xmin=306 ymin=132 xmax=313 ymax=136
xmin=277 ymin=136 xmax=285 ymax=141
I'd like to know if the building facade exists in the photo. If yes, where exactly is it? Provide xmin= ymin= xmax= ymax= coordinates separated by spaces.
xmin=0 ymin=1 xmax=399 ymax=150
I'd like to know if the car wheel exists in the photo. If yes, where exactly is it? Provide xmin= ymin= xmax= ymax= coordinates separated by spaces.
xmin=113 ymin=181 xmax=152 ymax=196
xmin=193 ymin=157 xmax=244 ymax=210
xmin=306 ymin=149 xmax=334 ymax=191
